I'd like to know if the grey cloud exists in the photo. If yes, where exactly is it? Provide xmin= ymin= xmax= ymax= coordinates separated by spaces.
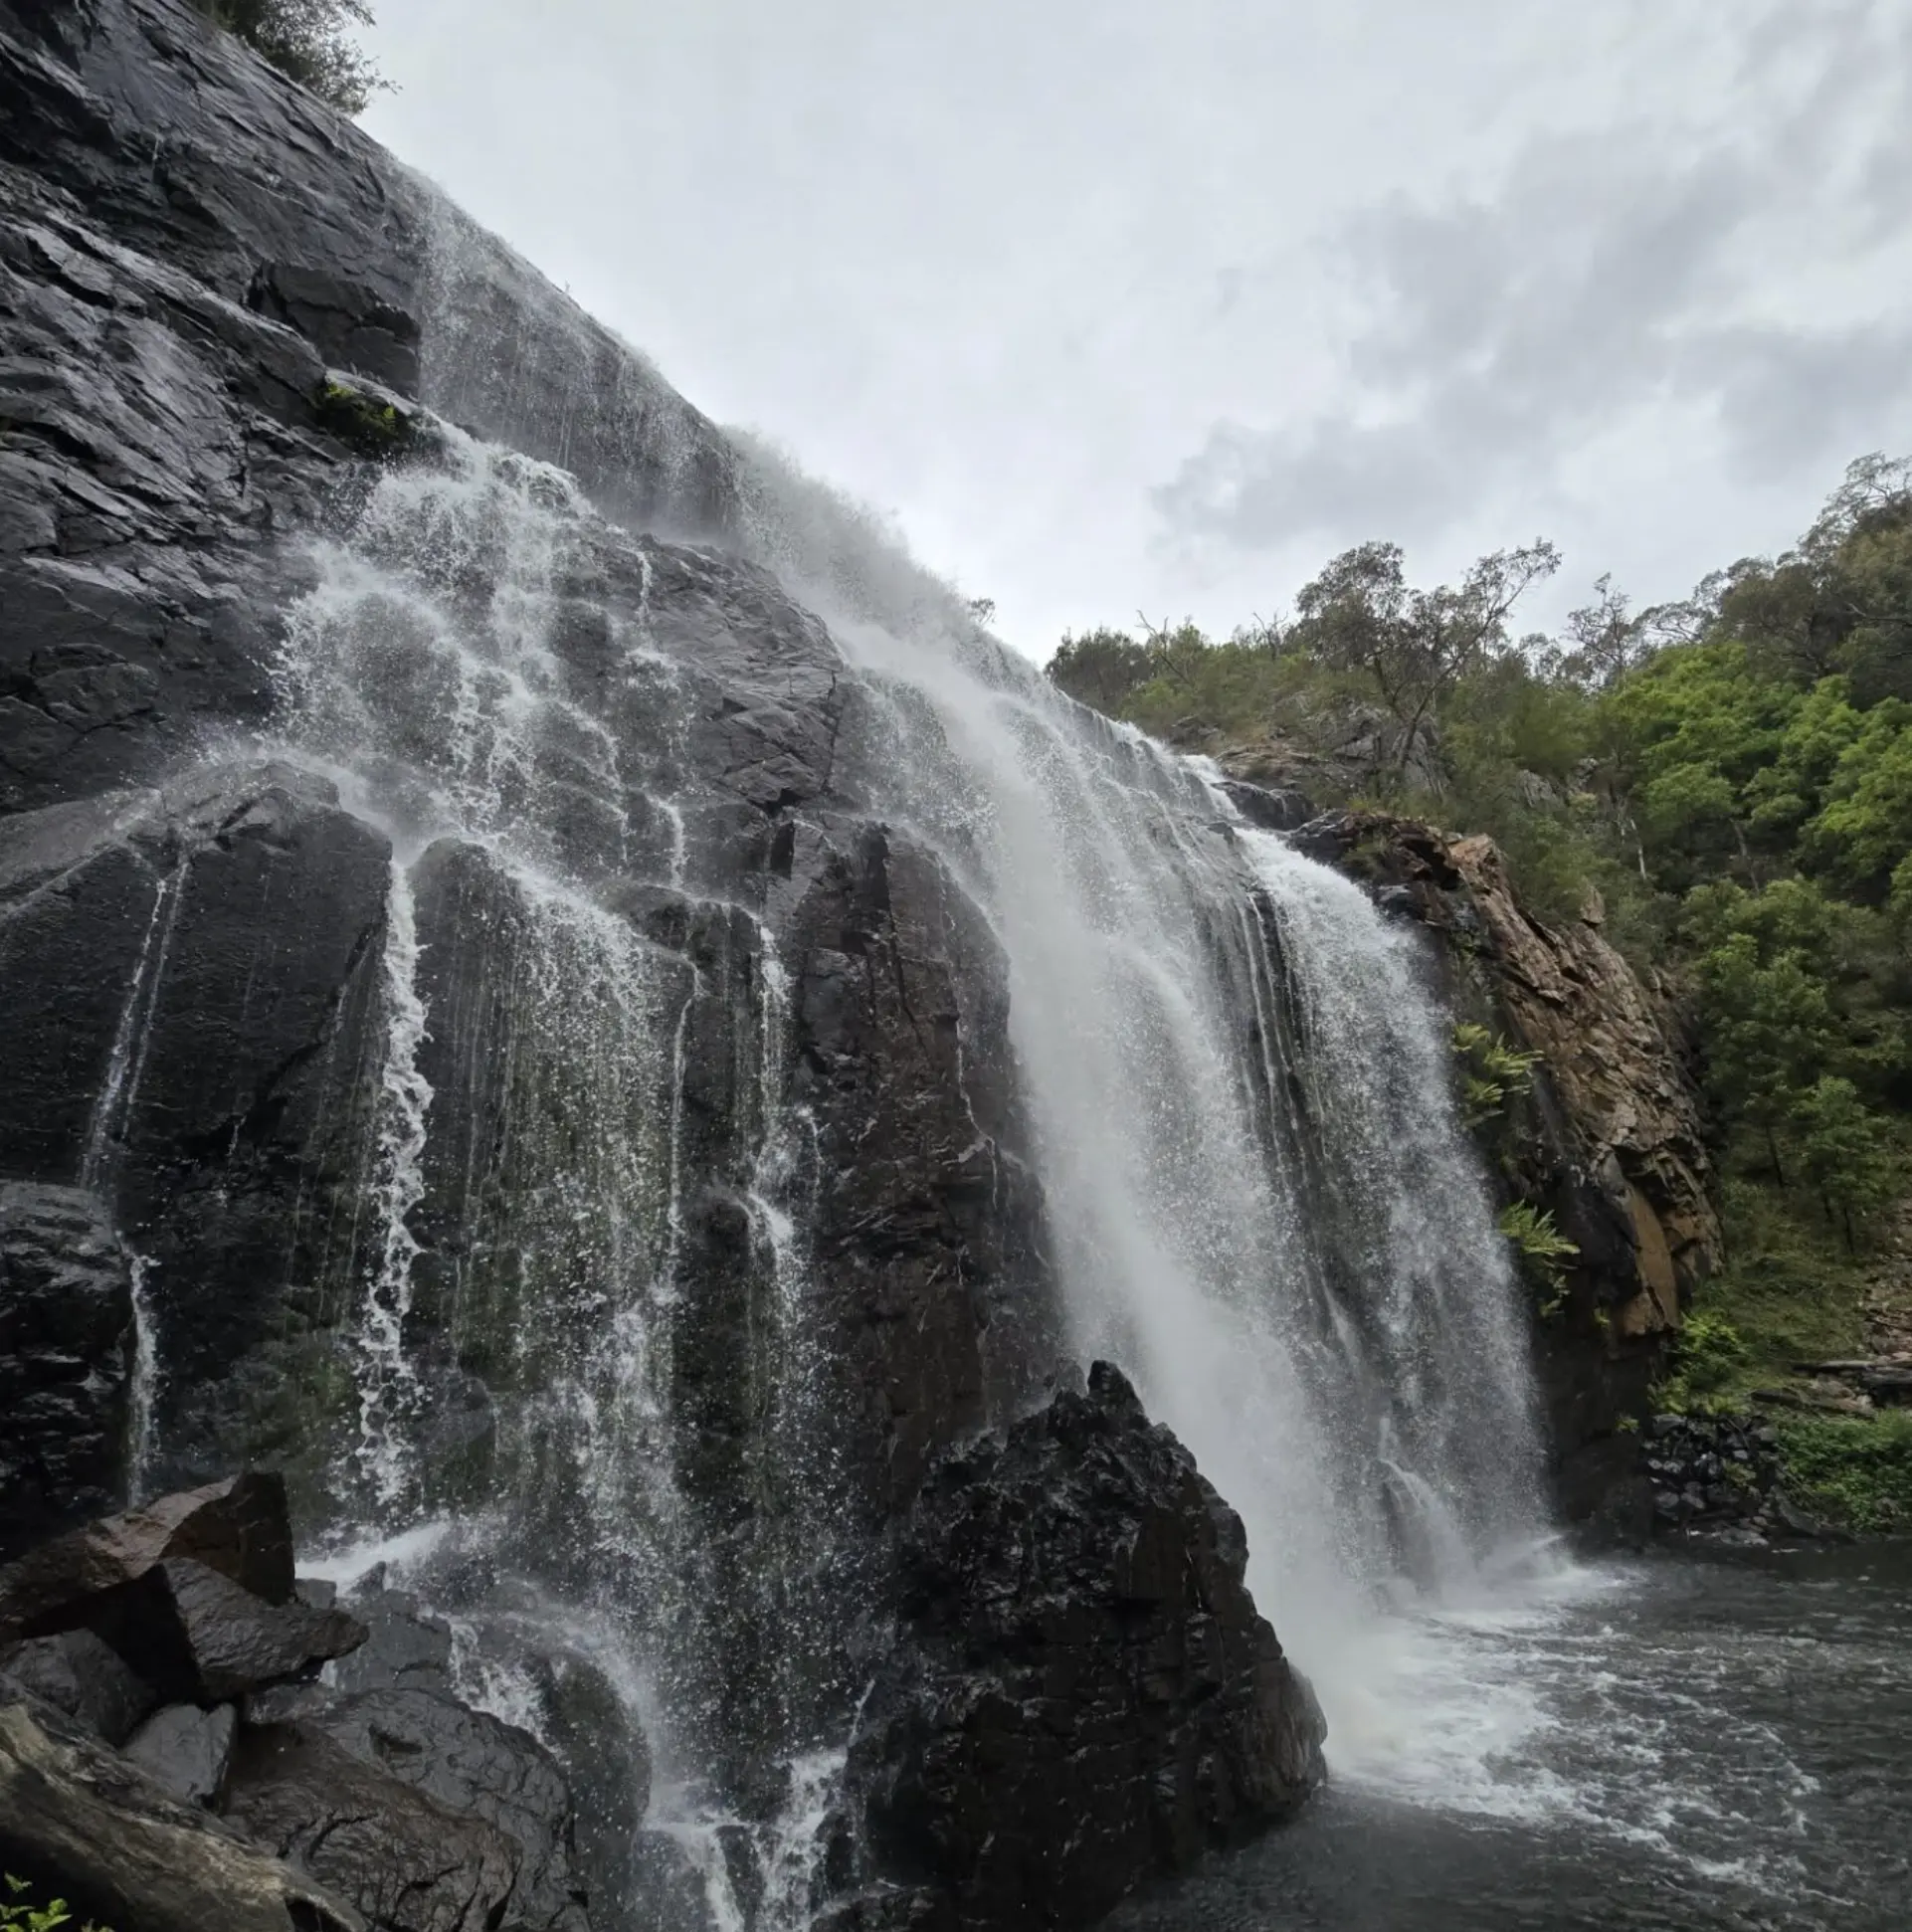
xmin=1155 ymin=4 xmax=1912 ymax=554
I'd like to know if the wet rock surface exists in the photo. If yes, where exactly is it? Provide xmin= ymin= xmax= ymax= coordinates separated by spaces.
xmin=123 ymin=1697 xmax=238 ymax=1806
xmin=0 ymin=1625 xmax=154 ymax=1745
xmin=841 ymin=1364 xmax=1326 ymax=1931
xmin=0 ymin=1479 xmax=591 ymax=1932
xmin=0 ymin=1184 xmax=134 ymax=1557
xmin=0 ymin=1472 xmax=299 ymax=1640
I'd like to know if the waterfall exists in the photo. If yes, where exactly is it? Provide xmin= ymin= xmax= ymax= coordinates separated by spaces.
xmin=728 ymin=444 xmax=1557 ymax=1764
xmin=352 ymin=858 xmax=434 ymax=1508
xmin=87 ymin=187 xmax=1560 ymax=1922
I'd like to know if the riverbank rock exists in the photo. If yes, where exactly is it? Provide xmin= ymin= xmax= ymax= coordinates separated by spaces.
xmin=0 ymin=1479 xmax=592 ymax=1932
xmin=842 ymin=1363 xmax=1325 ymax=1931
xmin=0 ymin=1184 xmax=135 ymax=1559
xmin=1287 ymin=812 xmax=1722 ymax=1529
xmin=0 ymin=1699 xmax=366 ymax=1932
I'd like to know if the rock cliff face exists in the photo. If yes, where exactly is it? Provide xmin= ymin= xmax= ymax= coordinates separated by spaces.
xmin=0 ymin=1 xmax=1317 ymax=1925
xmin=1286 ymin=810 xmax=1722 ymax=1525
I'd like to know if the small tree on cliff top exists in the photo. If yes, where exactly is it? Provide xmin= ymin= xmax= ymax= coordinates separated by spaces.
xmin=199 ymin=0 xmax=389 ymax=115
xmin=1288 ymin=538 xmax=1561 ymax=779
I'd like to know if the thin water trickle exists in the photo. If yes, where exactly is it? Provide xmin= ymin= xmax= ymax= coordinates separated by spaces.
xmin=123 ymin=1252 xmax=161 ymax=1504
xmin=81 ymin=860 xmax=187 ymax=1191
xmin=352 ymin=858 xmax=434 ymax=1509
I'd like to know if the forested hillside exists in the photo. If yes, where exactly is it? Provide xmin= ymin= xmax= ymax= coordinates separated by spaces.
xmin=1051 ymin=454 xmax=1912 ymax=1526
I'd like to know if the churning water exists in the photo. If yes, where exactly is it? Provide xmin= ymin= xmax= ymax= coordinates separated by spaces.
xmin=1112 ymin=1543 xmax=1912 ymax=1932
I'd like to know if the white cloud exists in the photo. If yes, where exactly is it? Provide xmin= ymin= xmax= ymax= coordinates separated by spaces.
xmin=361 ymin=0 xmax=1912 ymax=654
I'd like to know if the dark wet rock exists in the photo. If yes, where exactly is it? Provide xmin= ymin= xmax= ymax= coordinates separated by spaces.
xmin=321 ymin=1587 xmax=458 ymax=1697
xmin=0 ymin=765 xmax=395 ymax=1493
xmin=780 ymin=823 xmax=1054 ymax=1517
xmin=846 ymin=1362 xmax=1325 ymax=1931
xmin=123 ymin=1698 xmax=237 ymax=1806
xmin=533 ymin=1651 xmax=653 ymax=1913
xmin=1216 ymin=777 xmax=1313 ymax=834
xmin=76 ymin=1557 xmax=365 ymax=1702
xmin=223 ymin=1718 xmax=522 ymax=1932
xmin=0 ymin=1697 xmax=365 ymax=1932
xmin=0 ymin=1626 xmax=154 ymax=1744
xmin=0 ymin=1472 xmax=297 ymax=1641
xmin=0 ymin=1184 xmax=134 ymax=1558
xmin=236 ymin=1684 xmax=588 ymax=1932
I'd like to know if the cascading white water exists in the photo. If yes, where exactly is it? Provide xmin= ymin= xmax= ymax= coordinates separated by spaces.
xmin=256 ymin=419 xmax=840 ymax=1928
xmin=730 ymin=443 xmax=1563 ymax=1784
xmin=92 ymin=204 xmax=1575 ymax=1917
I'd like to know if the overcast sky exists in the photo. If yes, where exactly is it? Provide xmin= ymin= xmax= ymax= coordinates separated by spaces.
xmin=362 ymin=0 xmax=1912 ymax=660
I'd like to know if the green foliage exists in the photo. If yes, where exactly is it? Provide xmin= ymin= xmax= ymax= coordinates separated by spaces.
xmin=1286 ymin=538 xmax=1561 ymax=777
xmin=1659 ymin=1176 xmax=1871 ymax=1411
xmin=1451 ymin=1024 xmax=1541 ymax=1129
xmin=1655 ymin=1308 xmax=1751 ymax=1411
xmin=197 ymin=1 xmax=388 ymax=115
xmin=1051 ymin=451 xmax=1912 ymax=1333
xmin=313 ymin=379 xmax=410 ymax=458
xmin=1776 ymin=1411 xmax=1912 ymax=1533
xmin=1497 ymin=1202 xmax=1579 ymax=1314
xmin=2 ymin=1875 xmax=110 ymax=1932
xmin=1790 ymin=1075 xmax=1899 ymax=1234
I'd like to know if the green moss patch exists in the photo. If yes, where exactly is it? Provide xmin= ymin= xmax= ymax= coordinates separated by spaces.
xmin=313 ymin=378 xmax=412 ymax=458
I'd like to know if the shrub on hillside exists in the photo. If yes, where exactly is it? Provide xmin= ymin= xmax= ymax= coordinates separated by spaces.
xmin=198 ymin=0 xmax=387 ymax=114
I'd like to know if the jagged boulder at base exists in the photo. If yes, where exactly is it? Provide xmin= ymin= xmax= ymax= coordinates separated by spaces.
xmin=0 ymin=1698 xmax=367 ymax=1932
xmin=837 ymin=1363 xmax=1325 ymax=1932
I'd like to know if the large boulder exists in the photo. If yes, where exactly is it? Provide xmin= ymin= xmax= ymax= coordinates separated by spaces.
xmin=0 ymin=1698 xmax=365 ymax=1932
xmin=222 ymin=1719 xmax=525 ymax=1932
xmin=240 ymin=1684 xmax=589 ymax=1932
xmin=844 ymin=1363 xmax=1324 ymax=1931
xmin=0 ymin=1472 xmax=299 ymax=1639
xmin=123 ymin=1700 xmax=239 ymax=1808
xmin=0 ymin=1475 xmax=365 ymax=1700
xmin=0 ymin=1627 xmax=154 ymax=1745
xmin=0 ymin=1184 xmax=135 ymax=1557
